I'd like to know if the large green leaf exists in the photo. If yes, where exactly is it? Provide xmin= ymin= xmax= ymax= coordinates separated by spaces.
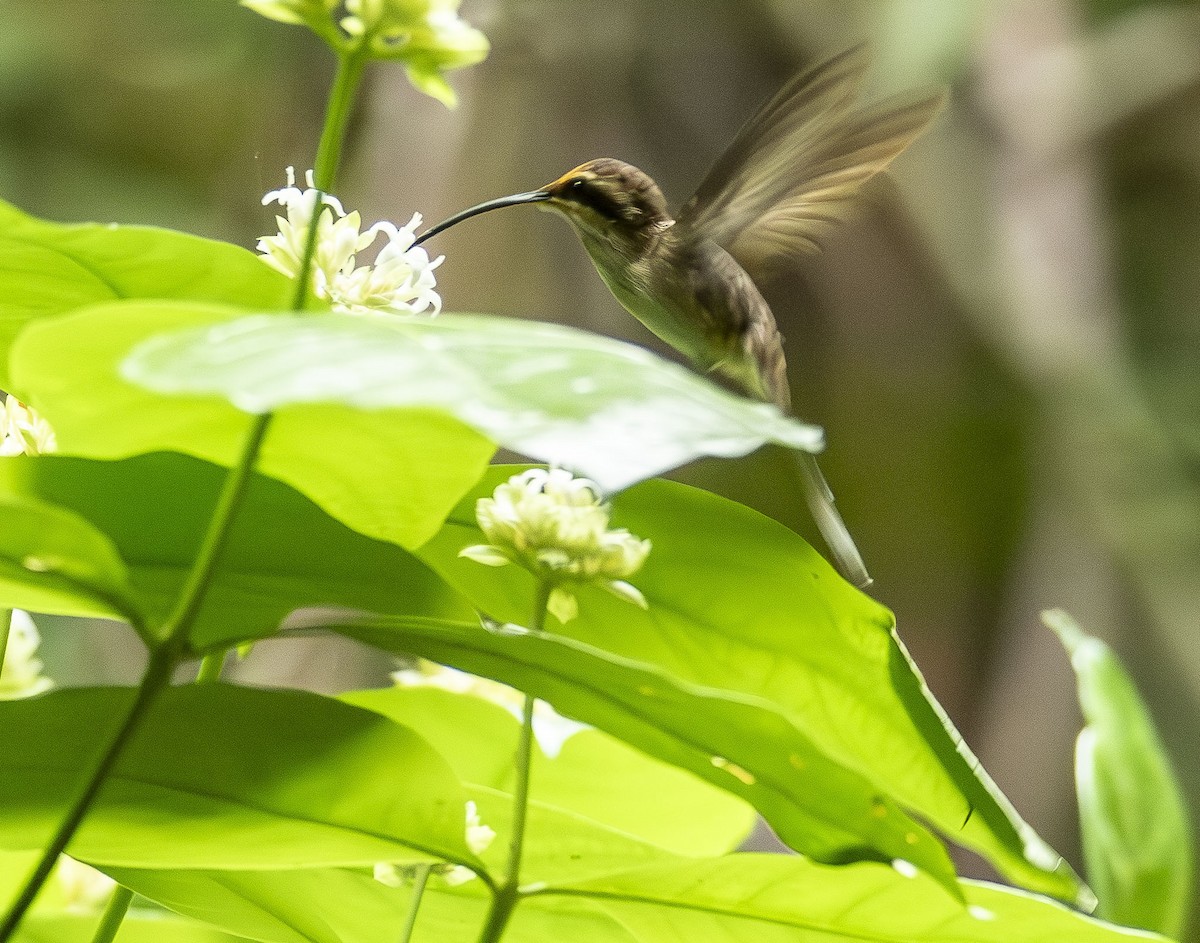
xmin=0 ymin=453 xmax=472 ymax=648
xmin=10 ymin=302 xmax=494 ymax=549
xmin=0 ymin=484 xmax=142 ymax=632
xmin=515 ymin=856 xmax=1167 ymax=943
xmin=114 ymin=306 xmax=822 ymax=492
xmin=327 ymin=616 xmax=961 ymax=895
xmin=0 ymin=199 xmax=294 ymax=388
xmin=412 ymin=467 xmax=1086 ymax=905
xmin=343 ymin=686 xmax=757 ymax=857
xmin=0 ymin=686 xmax=478 ymax=872
xmin=1048 ymin=610 xmax=1193 ymax=937
xmin=17 ymin=913 xmax=253 ymax=943
xmin=98 ymin=779 xmax=682 ymax=943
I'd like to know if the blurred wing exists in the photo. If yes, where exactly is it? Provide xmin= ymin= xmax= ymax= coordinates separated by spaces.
xmin=677 ymin=46 xmax=944 ymax=280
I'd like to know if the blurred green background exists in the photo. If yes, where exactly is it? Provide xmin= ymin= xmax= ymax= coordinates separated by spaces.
xmin=2 ymin=0 xmax=1198 ymax=928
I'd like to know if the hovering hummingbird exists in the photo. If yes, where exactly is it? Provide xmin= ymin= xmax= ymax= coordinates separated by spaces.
xmin=416 ymin=48 xmax=944 ymax=589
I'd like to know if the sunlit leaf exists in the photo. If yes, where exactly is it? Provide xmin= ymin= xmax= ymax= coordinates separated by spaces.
xmin=17 ymin=912 xmax=253 ymax=943
xmin=0 ymin=199 xmax=293 ymax=389
xmin=0 ymin=484 xmax=142 ymax=633
xmin=0 ymin=686 xmax=478 ymax=872
xmin=411 ymin=467 xmax=1087 ymax=905
xmin=10 ymin=302 xmax=494 ymax=549
xmin=326 ymin=615 xmax=962 ymax=896
xmin=344 ymin=686 xmax=757 ymax=857
xmin=1047 ymin=609 xmax=1193 ymax=937
xmin=519 ymin=855 xmax=1167 ymax=943
xmin=114 ymin=307 xmax=822 ymax=492
xmin=0 ymin=453 xmax=472 ymax=648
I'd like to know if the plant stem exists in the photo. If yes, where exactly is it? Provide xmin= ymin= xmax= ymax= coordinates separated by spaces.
xmin=0 ymin=43 xmax=369 ymax=942
xmin=475 ymin=581 xmax=552 ymax=943
xmin=0 ymin=649 xmax=174 ymax=943
xmin=396 ymin=864 xmax=432 ymax=943
xmin=0 ymin=609 xmax=12 ymax=683
xmin=157 ymin=413 xmax=274 ymax=642
xmin=88 ymin=886 xmax=134 ymax=943
xmin=313 ymin=51 xmax=366 ymax=194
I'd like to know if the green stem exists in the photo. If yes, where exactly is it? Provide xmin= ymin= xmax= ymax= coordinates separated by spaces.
xmin=88 ymin=886 xmax=134 ymax=943
xmin=195 ymin=650 xmax=227 ymax=684
xmin=313 ymin=51 xmax=366 ymax=193
xmin=396 ymin=864 xmax=432 ymax=943
xmin=0 ymin=44 xmax=370 ymax=943
xmin=0 ymin=609 xmax=12 ymax=683
xmin=156 ymin=414 xmax=273 ymax=643
xmin=0 ymin=649 xmax=175 ymax=943
xmin=475 ymin=582 xmax=552 ymax=943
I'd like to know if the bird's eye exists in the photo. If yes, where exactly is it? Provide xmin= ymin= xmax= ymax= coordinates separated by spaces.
xmin=569 ymin=178 xmax=588 ymax=192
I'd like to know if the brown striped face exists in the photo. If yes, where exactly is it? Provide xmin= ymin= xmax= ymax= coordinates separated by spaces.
xmin=544 ymin=159 xmax=670 ymax=231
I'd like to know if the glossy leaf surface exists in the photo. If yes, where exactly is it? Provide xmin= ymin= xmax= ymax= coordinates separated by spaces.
xmin=116 ymin=307 xmax=823 ymax=492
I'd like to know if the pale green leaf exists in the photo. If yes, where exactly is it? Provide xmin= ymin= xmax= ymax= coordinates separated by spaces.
xmin=1048 ymin=609 xmax=1193 ymax=937
xmin=115 ymin=307 xmax=823 ymax=492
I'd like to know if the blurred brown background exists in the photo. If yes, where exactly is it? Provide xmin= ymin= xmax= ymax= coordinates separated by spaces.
xmin=2 ymin=0 xmax=1199 ymax=927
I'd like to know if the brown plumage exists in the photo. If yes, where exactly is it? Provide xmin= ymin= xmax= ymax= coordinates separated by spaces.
xmin=416 ymin=47 xmax=945 ymax=588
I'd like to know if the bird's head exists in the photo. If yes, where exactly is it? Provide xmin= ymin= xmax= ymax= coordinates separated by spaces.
xmin=414 ymin=158 xmax=670 ymax=248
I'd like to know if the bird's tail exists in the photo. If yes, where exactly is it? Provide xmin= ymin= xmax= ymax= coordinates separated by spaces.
xmin=791 ymin=450 xmax=873 ymax=589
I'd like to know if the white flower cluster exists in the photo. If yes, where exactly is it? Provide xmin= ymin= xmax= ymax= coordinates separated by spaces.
xmin=257 ymin=167 xmax=443 ymax=317
xmin=0 ymin=610 xmax=52 ymax=700
xmin=460 ymin=469 xmax=652 ymax=623
xmin=374 ymin=800 xmax=494 ymax=889
xmin=0 ymin=397 xmax=56 ymax=457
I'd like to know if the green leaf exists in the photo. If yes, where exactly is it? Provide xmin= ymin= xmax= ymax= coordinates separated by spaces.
xmin=0 ymin=452 xmax=472 ymax=648
xmin=17 ymin=912 xmax=253 ymax=943
xmin=1047 ymin=609 xmax=1193 ymax=937
xmin=412 ymin=467 xmax=1087 ymax=905
xmin=0 ymin=199 xmax=293 ymax=389
xmin=11 ymin=302 xmax=495 ymax=549
xmin=114 ymin=307 xmax=822 ymax=492
xmin=327 ymin=616 xmax=962 ymax=896
xmin=93 ymin=868 xmax=415 ymax=943
xmin=98 ymin=779 xmax=681 ymax=942
xmin=0 ymin=686 xmax=479 ymax=872
xmin=343 ymin=686 xmax=757 ymax=857
xmin=0 ymin=486 xmax=143 ymax=632
xmin=520 ymin=855 xmax=1170 ymax=943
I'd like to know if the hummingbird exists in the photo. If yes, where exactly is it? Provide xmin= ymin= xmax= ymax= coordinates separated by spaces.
xmin=416 ymin=48 xmax=944 ymax=589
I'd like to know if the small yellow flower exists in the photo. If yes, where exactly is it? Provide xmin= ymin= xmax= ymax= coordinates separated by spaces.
xmin=460 ymin=469 xmax=651 ymax=622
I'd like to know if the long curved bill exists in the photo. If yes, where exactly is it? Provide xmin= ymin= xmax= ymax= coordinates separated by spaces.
xmin=414 ymin=190 xmax=552 ymax=247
